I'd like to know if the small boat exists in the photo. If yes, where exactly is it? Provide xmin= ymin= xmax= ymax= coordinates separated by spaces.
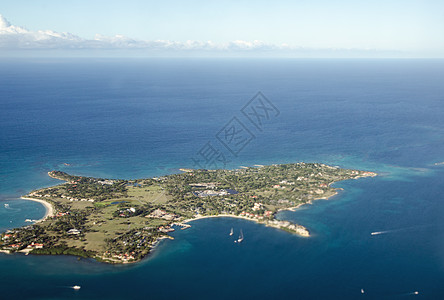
xmin=361 ymin=289 xmax=364 ymax=294
xmin=229 ymin=228 xmax=233 ymax=236
xmin=72 ymin=285 xmax=81 ymax=290
xmin=237 ymin=229 xmax=244 ymax=243
xmin=4 ymin=204 xmax=9 ymax=208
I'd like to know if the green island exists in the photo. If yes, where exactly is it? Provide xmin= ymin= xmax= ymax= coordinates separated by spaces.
xmin=1 ymin=163 xmax=376 ymax=263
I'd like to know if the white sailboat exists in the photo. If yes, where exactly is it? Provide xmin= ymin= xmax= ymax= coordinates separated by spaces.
xmin=237 ymin=229 xmax=244 ymax=243
xmin=229 ymin=228 xmax=234 ymax=236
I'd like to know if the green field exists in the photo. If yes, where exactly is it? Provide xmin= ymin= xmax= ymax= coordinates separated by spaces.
xmin=126 ymin=185 xmax=172 ymax=204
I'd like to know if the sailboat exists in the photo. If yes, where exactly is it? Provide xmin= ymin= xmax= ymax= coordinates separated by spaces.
xmin=237 ymin=229 xmax=244 ymax=243
xmin=229 ymin=228 xmax=233 ymax=236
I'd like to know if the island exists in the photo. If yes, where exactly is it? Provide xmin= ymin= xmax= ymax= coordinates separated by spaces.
xmin=0 ymin=163 xmax=376 ymax=263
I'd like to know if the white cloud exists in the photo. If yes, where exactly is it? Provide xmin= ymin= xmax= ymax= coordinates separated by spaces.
xmin=0 ymin=15 xmax=84 ymax=48
xmin=0 ymin=14 xmax=405 ymax=57
xmin=0 ymin=14 xmax=11 ymax=29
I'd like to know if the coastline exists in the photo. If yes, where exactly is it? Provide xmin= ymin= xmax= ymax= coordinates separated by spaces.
xmin=182 ymin=213 xmax=310 ymax=237
xmin=181 ymin=188 xmax=347 ymax=237
xmin=20 ymin=197 xmax=54 ymax=223
xmin=1 ymin=165 xmax=377 ymax=263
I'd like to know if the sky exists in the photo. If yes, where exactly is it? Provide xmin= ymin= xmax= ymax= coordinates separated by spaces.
xmin=1 ymin=0 xmax=444 ymax=57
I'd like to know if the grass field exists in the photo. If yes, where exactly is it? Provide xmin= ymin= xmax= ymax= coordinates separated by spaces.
xmin=126 ymin=185 xmax=171 ymax=204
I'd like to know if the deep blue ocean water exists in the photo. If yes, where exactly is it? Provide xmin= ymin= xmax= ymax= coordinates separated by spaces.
xmin=1 ymin=58 xmax=444 ymax=299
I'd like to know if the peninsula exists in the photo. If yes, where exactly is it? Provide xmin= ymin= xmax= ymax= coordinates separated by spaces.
xmin=0 ymin=163 xmax=376 ymax=263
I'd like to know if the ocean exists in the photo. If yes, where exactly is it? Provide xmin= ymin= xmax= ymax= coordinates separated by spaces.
xmin=0 ymin=58 xmax=443 ymax=299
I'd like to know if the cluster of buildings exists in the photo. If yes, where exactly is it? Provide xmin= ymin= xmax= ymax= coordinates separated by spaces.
xmin=312 ymin=189 xmax=325 ymax=194
xmin=190 ymin=182 xmax=238 ymax=198
xmin=158 ymin=225 xmax=175 ymax=233
xmin=280 ymin=180 xmax=295 ymax=185
xmin=1 ymin=233 xmax=44 ymax=251
xmin=97 ymin=179 xmax=115 ymax=185
xmin=105 ymin=251 xmax=136 ymax=262
xmin=146 ymin=209 xmax=180 ymax=221
xmin=67 ymin=229 xmax=81 ymax=235
xmin=118 ymin=207 xmax=136 ymax=217
xmin=28 ymin=191 xmax=54 ymax=198
xmin=272 ymin=184 xmax=286 ymax=189
xmin=239 ymin=209 xmax=273 ymax=219
xmin=252 ymin=202 xmax=264 ymax=211
xmin=194 ymin=190 xmax=228 ymax=197
xmin=189 ymin=182 xmax=219 ymax=189
xmin=24 ymin=242 xmax=44 ymax=249
xmin=2 ymin=233 xmax=14 ymax=240
xmin=60 ymin=194 xmax=95 ymax=202
xmin=6 ymin=243 xmax=22 ymax=249
xmin=29 ymin=190 xmax=95 ymax=202
xmin=193 ymin=189 xmax=238 ymax=197
xmin=239 ymin=211 xmax=263 ymax=219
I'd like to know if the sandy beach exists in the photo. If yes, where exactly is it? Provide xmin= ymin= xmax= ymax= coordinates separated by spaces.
xmin=182 ymin=213 xmax=261 ymax=224
xmin=180 ymin=189 xmax=345 ymax=236
xmin=182 ymin=213 xmax=310 ymax=237
xmin=20 ymin=197 xmax=54 ymax=222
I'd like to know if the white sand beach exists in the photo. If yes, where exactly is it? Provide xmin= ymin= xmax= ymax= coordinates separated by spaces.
xmin=20 ymin=197 xmax=54 ymax=222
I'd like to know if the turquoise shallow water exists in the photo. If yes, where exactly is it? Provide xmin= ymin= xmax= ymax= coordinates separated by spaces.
xmin=0 ymin=58 xmax=444 ymax=299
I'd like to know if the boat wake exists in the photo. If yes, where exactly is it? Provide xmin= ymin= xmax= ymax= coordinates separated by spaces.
xmin=233 ymin=229 xmax=244 ymax=243
xmin=371 ymin=224 xmax=432 ymax=236
xmin=2 ymin=203 xmax=20 ymax=211
xmin=396 ymin=291 xmax=419 ymax=297
xmin=371 ymin=230 xmax=391 ymax=236
xmin=237 ymin=229 xmax=244 ymax=243
xmin=59 ymin=285 xmax=81 ymax=290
